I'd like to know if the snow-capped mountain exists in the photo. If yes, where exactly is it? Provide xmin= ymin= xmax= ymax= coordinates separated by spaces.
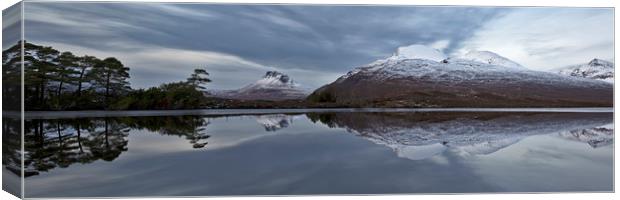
xmin=211 ymin=71 xmax=308 ymax=101
xmin=552 ymin=59 xmax=614 ymax=83
xmin=309 ymin=44 xmax=612 ymax=107
xmin=340 ymin=44 xmax=447 ymax=81
xmin=307 ymin=112 xmax=612 ymax=161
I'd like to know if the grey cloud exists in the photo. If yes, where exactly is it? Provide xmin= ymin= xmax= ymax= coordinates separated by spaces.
xmin=22 ymin=3 xmax=506 ymax=89
xmin=3 ymin=3 xmax=22 ymax=49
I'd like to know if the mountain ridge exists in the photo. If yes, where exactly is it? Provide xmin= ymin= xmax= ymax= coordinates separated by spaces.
xmin=552 ymin=58 xmax=614 ymax=83
xmin=308 ymin=44 xmax=613 ymax=107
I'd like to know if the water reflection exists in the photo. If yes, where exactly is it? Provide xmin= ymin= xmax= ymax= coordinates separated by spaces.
xmin=122 ymin=116 xmax=211 ymax=148
xmin=24 ymin=118 xmax=130 ymax=177
xmin=556 ymin=125 xmax=613 ymax=148
xmin=307 ymin=112 xmax=613 ymax=160
xmin=19 ymin=114 xmax=303 ymax=177
xmin=16 ymin=111 xmax=614 ymax=196
xmin=256 ymin=114 xmax=296 ymax=131
xmin=2 ymin=117 xmax=22 ymax=176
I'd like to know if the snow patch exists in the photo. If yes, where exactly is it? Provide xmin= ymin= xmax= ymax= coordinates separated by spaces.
xmin=552 ymin=58 xmax=614 ymax=83
xmin=336 ymin=45 xmax=534 ymax=82
xmin=458 ymin=50 xmax=525 ymax=69
xmin=240 ymin=71 xmax=299 ymax=92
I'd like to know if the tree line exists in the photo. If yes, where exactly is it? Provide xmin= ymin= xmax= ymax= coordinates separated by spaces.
xmin=2 ymin=41 xmax=212 ymax=110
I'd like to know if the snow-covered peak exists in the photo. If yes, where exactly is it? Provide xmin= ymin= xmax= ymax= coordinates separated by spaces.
xmin=249 ymin=71 xmax=298 ymax=89
xmin=588 ymin=58 xmax=613 ymax=67
xmin=337 ymin=46 xmax=533 ymax=82
xmin=337 ymin=45 xmax=447 ymax=81
xmin=553 ymin=58 xmax=614 ymax=83
xmin=393 ymin=44 xmax=447 ymax=62
xmin=457 ymin=50 xmax=525 ymax=69
xmin=211 ymin=70 xmax=308 ymax=101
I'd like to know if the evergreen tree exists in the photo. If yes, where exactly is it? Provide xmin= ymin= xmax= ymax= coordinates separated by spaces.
xmin=74 ymin=55 xmax=99 ymax=97
xmin=52 ymin=52 xmax=80 ymax=109
xmin=90 ymin=57 xmax=130 ymax=107
xmin=25 ymin=44 xmax=60 ymax=108
xmin=186 ymin=68 xmax=211 ymax=91
xmin=2 ymin=41 xmax=24 ymax=111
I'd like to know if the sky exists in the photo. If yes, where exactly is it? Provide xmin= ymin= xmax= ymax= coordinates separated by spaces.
xmin=7 ymin=3 xmax=614 ymax=90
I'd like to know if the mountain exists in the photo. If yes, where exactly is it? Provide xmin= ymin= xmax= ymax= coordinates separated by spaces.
xmin=307 ymin=112 xmax=612 ymax=161
xmin=552 ymin=59 xmax=614 ymax=83
xmin=210 ymin=71 xmax=308 ymax=101
xmin=308 ymin=44 xmax=613 ymax=107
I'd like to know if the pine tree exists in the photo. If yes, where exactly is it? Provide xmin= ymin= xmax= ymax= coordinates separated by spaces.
xmin=75 ymin=55 xmax=99 ymax=97
xmin=55 ymin=52 xmax=79 ymax=97
xmin=186 ymin=68 xmax=211 ymax=91
xmin=2 ymin=41 xmax=24 ymax=110
xmin=90 ymin=57 xmax=130 ymax=107
xmin=25 ymin=44 xmax=60 ymax=108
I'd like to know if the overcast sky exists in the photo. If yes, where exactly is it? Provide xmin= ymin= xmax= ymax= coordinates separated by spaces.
xmin=10 ymin=3 xmax=614 ymax=90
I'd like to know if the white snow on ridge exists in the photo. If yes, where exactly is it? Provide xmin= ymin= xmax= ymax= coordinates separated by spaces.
xmin=338 ymin=45 xmax=527 ymax=82
xmin=210 ymin=71 xmax=308 ymax=100
xmin=335 ymin=44 xmax=611 ymax=89
xmin=239 ymin=71 xmax=299 ymax=92
xmin=338 ymin=44 xmax=447 ymax=82
xmin=457 ymin=50 xmax=525 ymax=69
xmin=552 ymin=58 xmax=614 ymax=83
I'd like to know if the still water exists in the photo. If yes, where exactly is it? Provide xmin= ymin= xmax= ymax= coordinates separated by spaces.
xmin=8 ymin=110 xmax=614 ymax=197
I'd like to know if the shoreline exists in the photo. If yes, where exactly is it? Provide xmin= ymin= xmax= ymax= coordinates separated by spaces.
xmin=4 ymin=107 xmax=614 ymax=119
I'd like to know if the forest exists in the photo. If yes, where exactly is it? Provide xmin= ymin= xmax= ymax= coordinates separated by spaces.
xmin=2 ymin=41 xmax=213 ymax=111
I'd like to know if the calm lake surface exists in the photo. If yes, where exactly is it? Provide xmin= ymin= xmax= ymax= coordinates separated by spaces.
xmin=9 ymin=109 xmax=614 ymax=197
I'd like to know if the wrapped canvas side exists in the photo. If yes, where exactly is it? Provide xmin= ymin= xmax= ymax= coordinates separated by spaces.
xmin=2 ymin=1 xmax=24 ymax=199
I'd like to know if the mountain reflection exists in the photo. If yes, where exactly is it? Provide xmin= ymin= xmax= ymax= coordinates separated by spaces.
xmin=556 ymin=126 xmax=613 ymax=148
xmin=255 ymin=114 xmax=295 ymax=131
xmin=307 ymin=112 xmax=613 ymax=160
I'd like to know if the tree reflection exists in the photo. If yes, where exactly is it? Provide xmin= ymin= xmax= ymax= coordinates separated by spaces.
xmin=2 ymin=117 xmax=23 ymax=176
xmin=21 ymin=116 xmax=212 ymax=177
xmin=119 ymin=116 xmax=211 ymax=148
